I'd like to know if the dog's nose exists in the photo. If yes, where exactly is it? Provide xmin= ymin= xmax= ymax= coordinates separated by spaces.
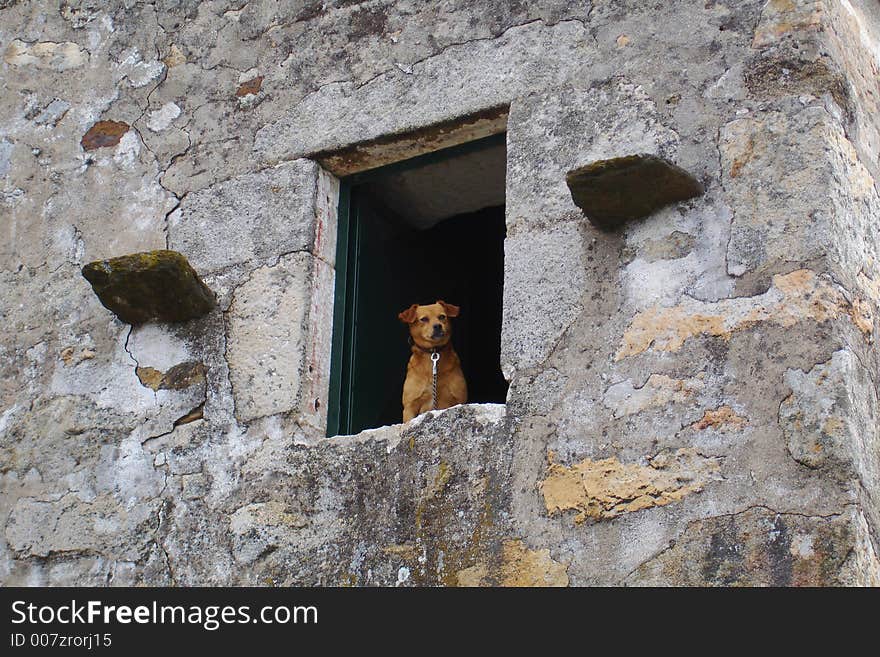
xmin=433 ymin=324 xmax=444 ymax=334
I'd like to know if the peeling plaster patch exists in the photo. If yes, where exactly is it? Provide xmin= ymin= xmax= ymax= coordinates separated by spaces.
xmin=112 ymin=130 xmax=141 ymax=167
xmin=454 ymin=540 xmax=569 ymax=587
xmin=858 ymin=267 xmax=880 ymax=301
xmin=752 ymin=0 xmax=824 ymax=48
xmin=0 ymin=404 xmax=22 ymax=438
xmin=456 ymin=562 xmax=488 ymax=586
xmin=540 ymin=449 xmax=722 ymax=523
xmin=691 ymin=406 xmax=747 ymax=431
xmin=2 ymin=188 xmax=25 ymax=208
xmin=790 ymin=533 xmax=815 ymax=559
xmin=3 ymin=39 xmax=88 ymax=70
xmin=629 ymin=231 xmax=696 ymax=263
xmin=136 ymin=362 xmax=206 ymax=392
xmin=33 ymin=99 xmax=70 ymax=127
xmin=236 ymin=75 xmax=265 ymax=109
xmin=60 ymin=345 xmax=96 ymax=367
xmin=0 ymin=139 xmax=13 ymax=179
xmin=116 ymin=50 xmax=165 ymax=88
xmin=499 ymin=540 xmax=569 ymax=587
xmin=617 ymin=269 xmax=870 ymax=360
xmin=602 ymin=374 xmax=704 ymax=419
xmin=162 ymin=44 xmax=186 ymax=68
xmin=622 ymin=201 xmax=734 ymax=308
xmin=146 ymin=102 xmax=181 ymax=132
xmin=61 ymin=2 xmax=106 ymax=29
xmin=128 ymin=324 xmax=191 ymax=372
xmin=236 ymin=76 xmax=263 ymax=97
xmin=80 ymin=120 xmax=129 ymax=150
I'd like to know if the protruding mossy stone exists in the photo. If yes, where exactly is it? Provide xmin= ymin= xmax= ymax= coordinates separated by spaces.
xmin=82 ymin=250 xmax=216 ymax=324
xmin=566 ymin=154 xmax=704 ymax=230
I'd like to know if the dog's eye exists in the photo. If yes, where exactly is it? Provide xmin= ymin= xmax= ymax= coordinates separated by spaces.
xmin=438 ymin=315 xmax=446 ymax=321
xmin=420 ymin=317 xmax=428 ymax=323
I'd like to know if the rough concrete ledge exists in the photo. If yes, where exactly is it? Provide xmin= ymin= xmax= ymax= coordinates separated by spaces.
xmin=322 ymin=402 xmax=508 ymax=452
xmin=187 ymin=402 xmax=520 ymax=586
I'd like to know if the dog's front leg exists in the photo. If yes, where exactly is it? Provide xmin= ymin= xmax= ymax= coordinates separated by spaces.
xmin=403 ymin=406 xmax=417 ymax=423
xmin=403 ymin=394 xmax=433 ymax=423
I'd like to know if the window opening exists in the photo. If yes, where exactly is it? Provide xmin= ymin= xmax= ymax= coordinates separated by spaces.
xmin=327 ymin=133 xmax=508 ymax=436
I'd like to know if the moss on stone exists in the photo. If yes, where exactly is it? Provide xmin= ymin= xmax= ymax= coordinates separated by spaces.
xmin=82 ymin=250 xmax=215 ymax=324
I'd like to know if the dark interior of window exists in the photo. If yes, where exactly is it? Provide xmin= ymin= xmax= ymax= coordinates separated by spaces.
xmin=328 ymin=134 xmax=508 ymax=436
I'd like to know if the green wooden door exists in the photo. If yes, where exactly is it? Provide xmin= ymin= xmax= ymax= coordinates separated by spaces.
xmin=327 ymin=189 xmax=416 ymax=435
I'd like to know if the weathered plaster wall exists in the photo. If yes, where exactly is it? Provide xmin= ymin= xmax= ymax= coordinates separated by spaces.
xmin=1 ymin=0 xmax=878 ymax=586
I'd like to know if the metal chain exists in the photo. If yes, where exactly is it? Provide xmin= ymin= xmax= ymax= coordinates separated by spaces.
xmin=430 ymin=351 xmax=440 ymax=410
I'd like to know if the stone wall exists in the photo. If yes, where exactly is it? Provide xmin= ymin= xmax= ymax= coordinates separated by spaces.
xmin=1 ymin=0 xmax=878 ymax=586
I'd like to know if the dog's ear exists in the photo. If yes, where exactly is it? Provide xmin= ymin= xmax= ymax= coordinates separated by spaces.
xmin=398 ymin=304 xmax=419 ymax=324
xmin=437 ymin=300 xmax=460 ymax=317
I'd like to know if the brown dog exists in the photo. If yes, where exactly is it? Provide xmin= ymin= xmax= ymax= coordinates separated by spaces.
xmin=398 ymin=300 xmax=467 ymax=422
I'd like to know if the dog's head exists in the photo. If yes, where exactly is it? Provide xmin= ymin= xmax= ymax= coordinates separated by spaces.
xmin=398 ymin=300 xmax=460 ymax=349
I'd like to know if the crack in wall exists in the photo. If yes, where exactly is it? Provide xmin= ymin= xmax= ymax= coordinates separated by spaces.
xmin=220 ymin=303 xmax=238 ymax=423
xmin=122 ymin=326 xmax=139 ymax=369
xmin=717 ymin=120 xmax=741 ymax=280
